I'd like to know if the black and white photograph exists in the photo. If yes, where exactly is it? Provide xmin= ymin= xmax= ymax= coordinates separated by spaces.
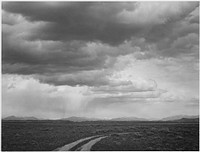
xmin=2 ymin=1 xmax=199 ymax=151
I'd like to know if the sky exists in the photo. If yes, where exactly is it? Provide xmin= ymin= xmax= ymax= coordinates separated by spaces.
xmin=2 ymin=1 xmax=199 ymax=119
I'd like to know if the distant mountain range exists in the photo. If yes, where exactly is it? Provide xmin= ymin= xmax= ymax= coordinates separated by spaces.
xmin=110 ymin=117 xmax=148 ymax=121
xmin=3 ymin=116 xmax=38 ymax=120
xmin=60 ymin=116 xmax=100 ymax=122
xmin=161 ymin=115 xmax=199 ymax=121
xmin=174 ymin=118 xmax=199 ymax=123
xmin=3 ymin=115 xmax=199 ymax=122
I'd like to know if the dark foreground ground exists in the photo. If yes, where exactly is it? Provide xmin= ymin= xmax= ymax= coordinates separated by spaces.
xmin=2 ymin=120 xmax=199 ymax=151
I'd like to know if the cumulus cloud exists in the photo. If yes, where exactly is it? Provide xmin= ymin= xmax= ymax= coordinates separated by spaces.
xmin=36 ymin=70 xmax=112 ymax=86
xmin=2 ymin=2 xmax=199 ymax=76
xmin=171 ymin=33 xmax=198 ymax=53
xmin=2 ymin=2 xmax=137 ymax=45
xmin=2 ymin=74 xmax=89 ymax=118
xmin=2 ymin=2 xmax=199 ymax=118
xmin=90 ymin=79 xmax=157 ymax=94
xmin=3 ymin=2 xmax=198 ymax=45
xmin=117 ymin=2 xmax=198 ymax=26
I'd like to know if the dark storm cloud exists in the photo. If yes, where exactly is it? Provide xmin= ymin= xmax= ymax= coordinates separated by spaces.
xmin=145 ymin=4 xmax=199 ymax=57
xmin=4 ymin=2 xmax=198 ymax=46
xmin=2 ymin=23 xmax=109 ymax=75
xmin=2 ymin=2 xmax=199 ymax=119
xmin=2 ymin=2 xmax=199 ymax=87
xmin=2 ymin=16 xmax=140 ymax=77
xmin=2 ymin=2 xmax=140 ymax=45
xmin=35 ymin=70 xmax=112 ymax=86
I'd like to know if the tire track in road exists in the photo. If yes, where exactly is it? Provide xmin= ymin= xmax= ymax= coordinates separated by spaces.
xmin=69 ymin=136 xmax=102 ymax=151
xmin=55 ymin=135 xmax=100 ymax=151
xmin=76 ymin=136 xmax=108 ymax=151
xmin=55 ymin=132 xmax=133 ymax=151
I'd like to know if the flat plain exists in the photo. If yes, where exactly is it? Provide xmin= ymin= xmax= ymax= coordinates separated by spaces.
xmin=2 ymin=120 xmax=199 ymax=151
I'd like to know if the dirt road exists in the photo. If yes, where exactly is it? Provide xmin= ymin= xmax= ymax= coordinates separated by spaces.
xmin=55 ymin=135 xmax=99 ymax=151
xmin=55 ymin=132 xmax=132 ymax=151
xmin=77 ymin=136 xmax=108 ymax=151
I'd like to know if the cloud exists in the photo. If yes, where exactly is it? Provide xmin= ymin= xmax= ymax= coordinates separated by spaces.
xmin=2 ymin=12 xmax=141 ymax=77
xmin=36 ymin=70 xmax=112 ymax=86
xmin=87 ymin=89 xmax=167 ymax=107
xmin=2 ymin=2 xmax=199 ymax=119
xmin=85 ymin=93 xmax=198 ymax=119
xmin=3 ymin=2 xmax=198 ymax=45
xmin=90 ymin=79 xmax=157 ymax=94
xmin=188 ymin=6 xmax=199 ymax=24
xmin=117 ymin=2 xmax=198 ymax=26
xmin=2 ymin=2 xmax=137 ymax=45
xmin=186 ymin=97 xmax=199 ymax=107
xmin=2 ymin=74 xmax=89 ymax=118
xmin=2 ymin=3 xmax=199 ymax=78
xmin=171 ymin=33 xmax=198 ymax=50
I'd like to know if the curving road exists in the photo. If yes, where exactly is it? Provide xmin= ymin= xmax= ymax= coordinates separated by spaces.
xmin=77 ymin=136 xmax=108 ymax=151
xmin=55 ymin=135 xmax=100 ymax=151
xmin=55 ymin=132 xmax=132 ymax=151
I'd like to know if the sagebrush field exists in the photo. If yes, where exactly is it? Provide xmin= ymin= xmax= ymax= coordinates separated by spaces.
xmin=2 ymin=120 xmax=199 ymax=151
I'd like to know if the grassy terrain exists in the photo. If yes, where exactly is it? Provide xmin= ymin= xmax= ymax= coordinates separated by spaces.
xmin=92 ymin=123 xmax=199 ymax=151
xmin=2 ymin=120 xmax=199 ymax=151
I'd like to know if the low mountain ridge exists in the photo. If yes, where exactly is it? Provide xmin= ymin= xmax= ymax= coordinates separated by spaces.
xmin=110 ymin=116 xmax=148 ymax=121
xmin=174 ymin=118 xmax=199 ymax=122
xmin=3 ymin=116 xmax=38 ymax=120
xmin=60 ymin=116 xmax=100 ymax=122
xmin=3 ymin=115 xmax=199 ymax=122
xmin=161 ymin=115 xmax=199 ymax=121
